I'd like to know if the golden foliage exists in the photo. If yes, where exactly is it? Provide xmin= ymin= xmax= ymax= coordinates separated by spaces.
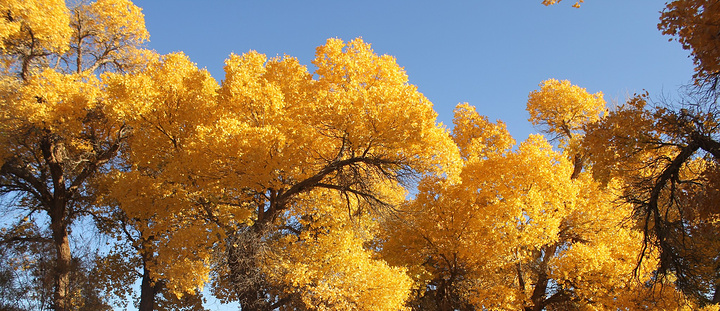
xmin=264 ymin=191 xmax=412 ymax=311
xmin=100 ymin=37 xmax=459 ymax=308
xmin=0 ymin=0 xmax=71 ymax=55
xmin=0 ymin=1 xmax=152 ymax=310
xmin=527 ymin=79 xmax=605 ymax=143
xmin=6 ymin=1 xmax=720 ymax=309
xmin=451 ymin=103 xmax=514 ymax=161
xmin=382 ymin=93 xmax=697 ymax=310
xmin=659 ymin=1 xmax=720 ymax=82
xmin=542 ymin=0 xmax=584 ymax=8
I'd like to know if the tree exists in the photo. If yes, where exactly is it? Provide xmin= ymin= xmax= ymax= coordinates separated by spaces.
xmin=100 ymin=51 xmax=220 ymax=310
xmin=101 ymin=37 xmax=460 ymax=310
xmin=543 ymin=0 xmax=720 ymax=306
xmin=381 ymin=83 xmax=701 ymax=310
xmin=583 ymin=93 xmax=720 ymax=305
xmin=0 ymin=224 xmax=118 ymax=311
xmin=0 ymin=1 xmax=151 ymax=310
xmin=208 ymin=39 xmax=457 ymax=309
xmin=526 ymin=78 xmax=605 ymax=178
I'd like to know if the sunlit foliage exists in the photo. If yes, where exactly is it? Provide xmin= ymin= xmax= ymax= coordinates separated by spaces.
xmin=381 ymin=95 xmax=689 ymax=310
xmin=0 ymin=1 xmax=151 ymax=310
xmin=659 ymin=1 xmax=720 ymax=85
xmin=4 ymin=1 xmax=720 ymax=310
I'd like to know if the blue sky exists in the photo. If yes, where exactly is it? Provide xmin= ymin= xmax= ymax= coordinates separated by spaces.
xmin=134 ymin=0 xmax=694 ymax=143
xmin=127 ymin=1 xmax=693 ymax=309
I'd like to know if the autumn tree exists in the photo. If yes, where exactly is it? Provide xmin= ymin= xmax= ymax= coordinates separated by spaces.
xmin=100 ymin=37 xmax=460 ymax=310
xmin=99 ymin=51 xmax=220 ymax=311
xmin=0 ymin=1 xmax=151 ymax=310
xmin=583 ymin=92 xmax=720 ymax=305
xmin=381 ymin=81 xmax=701 ymax=311
xmin=382 ymin=107 xmax=633 ymax=310
xmin=536 ymin=0 xmax=720 ymax=307
xmin=207 ymin=38 xmax=457 ymax=310
xmin=565 ymin=0 xmax=720 ymax=305
xmin=526 ymin=78 xmax=605 ymax=178
xmin=0 ymin=214 xmax=120 ymax=311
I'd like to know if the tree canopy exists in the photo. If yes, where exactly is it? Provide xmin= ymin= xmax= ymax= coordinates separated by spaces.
xmin=1 ymin=1 xmax=719 ymax=311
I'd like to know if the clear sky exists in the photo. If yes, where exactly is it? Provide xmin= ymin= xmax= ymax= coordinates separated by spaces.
xmin=127 ymin=1 xmax=694 ymax=309
xmin=133 ymin=0 xmax=694 ymax=143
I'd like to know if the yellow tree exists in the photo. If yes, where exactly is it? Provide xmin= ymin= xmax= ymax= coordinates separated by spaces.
xmin=544 ymin=0 xmax=720 ymax=305
xmin=382 ymin=83 xmax=696 ymax=310
xmin=101 ymin=37 xmax=459 ymax=310
xmin=100 ymin=51 xmax=220 ymax=310
xmin=526 ymin=78 xmax=605 ymax=178
xmin=0 ymin=1 xmax=150 ymax=310
xmin=211 ymin=39 xmax=456 ymax=309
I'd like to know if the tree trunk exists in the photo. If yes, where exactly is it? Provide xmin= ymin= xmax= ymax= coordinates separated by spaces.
xmin=44 ymin=136 xmax=72 ymax=311
xmin=227 ymin=229 xmax=271 ymax=311
xmin=712 ymin=282 xmax=720 ymax=304
xmin=139 ymin=263 xmax=161 ymax=311
xmin=570 ymin=153 xmax=584 ymax=180
xmin=50 ymin=201 xmax=71 ymax=311
xmin=528 ymin=244 xmax=557 ymax=311
xmin=530 ymin=271 xmax=549 ymax=311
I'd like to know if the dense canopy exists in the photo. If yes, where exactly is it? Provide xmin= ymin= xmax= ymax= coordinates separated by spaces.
xmin=1 ymin=1 xmax=719 ymax=311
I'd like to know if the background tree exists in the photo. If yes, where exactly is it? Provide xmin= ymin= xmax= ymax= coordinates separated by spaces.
xmin=0 ymin=0 xmax=151 ymax=310
xmin=545 ymin=0 xmax=720 ymax=307
xmin=526 ymin=78 xmax=605 ymax=178
xmin=0 ymin=222 xmax=117 ymax=311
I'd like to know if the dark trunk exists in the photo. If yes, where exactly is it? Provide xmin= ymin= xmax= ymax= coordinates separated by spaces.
xmin=50 ymin=199 xmax=71 ymax=311
xmin=139 ymin=263 xmax=161 ymax=311
xmin=527 ymin=244 xmax=558 ymax=311
xmin=44 ymin=136 xmax=71 ymax=311
xmin=570 ymin=153 xmax=584 ymax=180
xmin=530 ymin=270 xmax=549 ymax=311
xmin=712 ymin=283 xmax=720 ymax=304
xmin=436 ymin=278 xmax=453 ymax=311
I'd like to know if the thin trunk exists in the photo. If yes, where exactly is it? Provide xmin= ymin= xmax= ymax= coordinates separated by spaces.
xmin=517 ymin=262 xmax=526 ymax=292
xmin=712 ymin=283 xmax=720 ymax=304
